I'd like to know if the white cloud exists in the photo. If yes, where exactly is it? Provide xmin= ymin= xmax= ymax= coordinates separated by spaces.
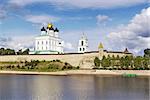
xmin=25 ymin=15 xmax=60 ymax=24
xmin=107 ymin=7 xmax=150 ymax=55
xmin=64 ymin=42 xmax=74 ymax=50
xmin=8 ymin=0 xmax=148 ymax=9
xmin=0 ymin=36 xmax=34 ymax=50
xmin=96 ymin=15 xmax=111 ymax=26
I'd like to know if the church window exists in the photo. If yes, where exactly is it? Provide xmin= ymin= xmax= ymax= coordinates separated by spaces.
xmin=83 ymin=48 xmax=85 ymax=51
xmin=80 ymin=48 xmax=82 ymax=51
xmin=46 ymin=41 xmax=48 ymax=44
xmin=81 ymin=41 xmax=84 ymax=46
xmin=42 ymin=41 xmax=43 ymax=45
xmin=37 ymin=41 xmax=39 ymax=44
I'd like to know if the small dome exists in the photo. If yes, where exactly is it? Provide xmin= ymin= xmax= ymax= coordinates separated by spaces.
xmin=54 ymin=28 xmax=59 ymax=32
xmin=47 ymin=23 xmax=54 ymax=30
xmin=41 ymin=27 xmax=46 ymax=31
xmin=47 ymin=23 xmax=53 ymax=28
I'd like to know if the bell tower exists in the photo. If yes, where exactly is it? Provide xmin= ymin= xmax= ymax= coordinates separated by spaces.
xmin=98 ymin=42 xmax=104 ymax=60
xmin=78 ymin=33 xmax=88 ymax=53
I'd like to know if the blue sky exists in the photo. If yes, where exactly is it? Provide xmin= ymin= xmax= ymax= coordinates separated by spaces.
xmin=0 ymin=0 xmax=150 ymax=55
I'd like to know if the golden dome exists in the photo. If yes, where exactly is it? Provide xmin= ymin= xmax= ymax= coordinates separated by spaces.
xmin=47 ymin=23 xmax=53 ymax=28
xmin=98 ymin=42 xmax=104 ymax=49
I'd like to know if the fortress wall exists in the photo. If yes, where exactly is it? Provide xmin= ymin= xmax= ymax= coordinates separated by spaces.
xmin=0 ymin=53 xmax=98 ymax=68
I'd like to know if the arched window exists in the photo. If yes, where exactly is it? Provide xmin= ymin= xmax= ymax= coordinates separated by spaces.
xmin=80 ymin=48 xmax=82 ymax=51
xmin=83 ymin=48 xmax=85 ymax=51
xmin=81 ymin=41 xmax=84 ymax=46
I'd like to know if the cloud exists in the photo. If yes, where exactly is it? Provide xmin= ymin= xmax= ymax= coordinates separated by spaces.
xmin=107 ymin=7 xmax=150 ymax=55
xmin=64 ymin=42 xmax=74 ymax=50
xmin=0 ymin=36 xmax=34 ymax=50
xmin=25 ymin=15 xmax=60 ymax=24
xmin=0 ymin=37 xmax=12 ymax=48
xmin=8 ymin=0 xmax=148 ymax=9
xmin=0 ymin=7 xmax=7 ymax=19
xmin=96 ymin=15 xmax=111 ymax=25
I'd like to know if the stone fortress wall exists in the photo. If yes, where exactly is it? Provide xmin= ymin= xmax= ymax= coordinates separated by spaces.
xmin=0 ymin=52 xmax=98 ymax=69
xmin=0 ymin=50 xmax=132 ymax=69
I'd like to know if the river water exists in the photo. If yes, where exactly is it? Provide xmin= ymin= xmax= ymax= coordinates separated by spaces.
xmin=0 ymin=75 xmax=149 ymax=100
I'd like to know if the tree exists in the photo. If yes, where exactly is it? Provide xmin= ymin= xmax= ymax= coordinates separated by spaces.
xmin=17 ymin=49 xmax=29 ymax=55
xmin=0 ymin=48 xmax=15 ymax=55
xmin=94 ymin=57 xmax=100 ymax=68
xmin=101 ymin=56 xmax=111 ymax=68
xmin=144 ymin=48 xmax=150 ymax=58
xmin=134 ymin=56 xmax=143 ymax=69
xmin=143 ymin=57 xmax=149 ymax=69
xmin=22 ymin=49 xmax=29 ymax=55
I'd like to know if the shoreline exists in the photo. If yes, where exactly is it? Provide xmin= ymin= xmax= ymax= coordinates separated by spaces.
xmin=0 ymin=70 xmax=150 ymax=76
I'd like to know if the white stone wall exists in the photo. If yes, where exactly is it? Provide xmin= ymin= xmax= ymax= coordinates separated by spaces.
xmin=1 ymin=51 xmax=132 ymax=69
xmin=0 ymin=53 xmax=98 ymax=68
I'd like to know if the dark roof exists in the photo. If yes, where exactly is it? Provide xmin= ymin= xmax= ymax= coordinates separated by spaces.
xmin=124 ymin=48 xmax=129 ymax=53
xmin=41 ymin=27 xmax=46 ymax=31
xmin=54 ymin=28 xmax=59 ymax=32
xmin=106 ymin=51 xmax=132 ymax=54
xmin=47 ymin=26 xmax=54 ymax=30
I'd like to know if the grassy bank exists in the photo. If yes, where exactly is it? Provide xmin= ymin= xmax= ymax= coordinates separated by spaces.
xmin=0 ymin=60 xmax=79 ymax=72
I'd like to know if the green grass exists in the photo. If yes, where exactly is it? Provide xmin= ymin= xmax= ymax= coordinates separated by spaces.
xmin=0 ymin=60 xmax=78 ymax=72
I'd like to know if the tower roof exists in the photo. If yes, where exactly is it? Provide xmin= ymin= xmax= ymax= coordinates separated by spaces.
xmin=54 ymin=28 xmax=59 ymax=32
xmin=124 ymin=48 xmax=129 ymax=53
xmin=81 ymin=33 xmax=87 ymax=40
xmin=41 ymin=27 xmax=46 ymax=31
xmin=98 ymin=43 xmax=104 ymax=49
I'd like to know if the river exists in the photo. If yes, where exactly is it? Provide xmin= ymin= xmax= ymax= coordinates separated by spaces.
xmin=0 ymin=75 xmax=149 ymax=100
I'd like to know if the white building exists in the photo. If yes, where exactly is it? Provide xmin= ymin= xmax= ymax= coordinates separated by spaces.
xmin=29 ymin=23 xmax=64 ymax=54
xmin=78 ymin=33 xmax=88 ymax=53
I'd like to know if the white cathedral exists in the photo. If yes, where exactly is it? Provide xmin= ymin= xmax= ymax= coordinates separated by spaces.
xmin=29 ymin=23 xmax=64 ymax=54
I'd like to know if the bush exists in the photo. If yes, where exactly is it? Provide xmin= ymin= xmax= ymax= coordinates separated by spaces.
xmin=76 ymin=66 xmax=80 ymax=69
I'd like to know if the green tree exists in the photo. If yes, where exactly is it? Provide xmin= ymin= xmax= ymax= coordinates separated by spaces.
xmin=101 ymin=56 xmax=111 ymax=68
xmin=144 ymin=48 xmax=150 ymax=58
xmin=134 ymin=56 xmax=143 ymax=69
xmin=143 ymin=57 xmax=150 ymax=69
xmin=94 ymin=57 xmax=100 ymax=68
xmin=22 ymin=49 xmax=29 ymax=55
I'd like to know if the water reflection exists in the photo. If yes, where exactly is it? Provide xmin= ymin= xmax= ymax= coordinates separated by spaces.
xmin=0 ymin=75 xmax=149 ymax=100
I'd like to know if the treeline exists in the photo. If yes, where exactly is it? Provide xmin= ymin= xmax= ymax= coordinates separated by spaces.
xmin=94 ymin=55 xmax=150 ymax=70
xmin=0 ymin=48 xmax=29 ymax=55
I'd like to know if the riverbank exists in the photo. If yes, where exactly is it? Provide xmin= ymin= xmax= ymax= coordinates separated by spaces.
xmin=0 ymin=70 xmax=150 ymax=76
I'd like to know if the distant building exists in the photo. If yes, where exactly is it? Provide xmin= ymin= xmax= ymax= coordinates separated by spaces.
xmin=29 ymin=23 xmax=64 ymax=54
xmin=78 ymin=33 xmax=88 ymax=53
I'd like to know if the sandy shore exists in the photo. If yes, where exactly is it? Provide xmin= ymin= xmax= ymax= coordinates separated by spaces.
xmin=0 ymin=70 xmax=150 ymax=76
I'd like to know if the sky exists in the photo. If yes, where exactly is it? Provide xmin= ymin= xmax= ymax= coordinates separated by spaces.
xmin=0 ymin=0 xmax=150 ymax=55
